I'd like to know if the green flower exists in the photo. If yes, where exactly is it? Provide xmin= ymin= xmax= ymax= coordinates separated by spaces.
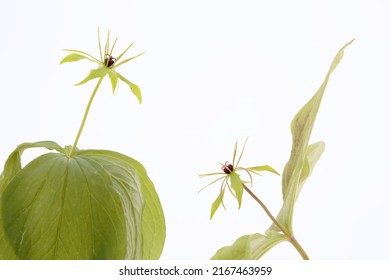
xmin=60 ymin=28 xmax=144 ymax=103
xmin=199 ymin=138 xmax=279 ymax=219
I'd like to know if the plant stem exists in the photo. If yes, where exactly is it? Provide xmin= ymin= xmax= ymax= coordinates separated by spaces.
xmin=242 ymin=184 xmax=310 ymax=260
xmin=69 ymin=77 xmax=104 ymax=157
xmin=290 ymin=235 xmax=310 ymax=260
xmin=243 ymin=184 xmax=288 ymax=236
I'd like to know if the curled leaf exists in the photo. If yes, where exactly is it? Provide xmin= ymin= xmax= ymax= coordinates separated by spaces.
xmin=270 ymin=39 xmax=354 ymax=234
xmin=0 ymin=141 xmax=63 ymax=193
xmin=211 ymin=231 xmax=288 ymax=260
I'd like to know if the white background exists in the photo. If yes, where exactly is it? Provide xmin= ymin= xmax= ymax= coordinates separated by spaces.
xmin=0 ymin=0 xmax=389 ymax=260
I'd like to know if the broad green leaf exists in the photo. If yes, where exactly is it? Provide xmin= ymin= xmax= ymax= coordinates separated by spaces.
xmin=0 ymin=142 xmax=165 ymax=260
xmin=270 ymin=40 xmax=353 ymax=234
xmin=136 ymin=164 xmax=166 ymax=260
xmin=0 ymin=141 xmax=63 ymax=193
xmin=78 ymin=149 xmax=166 ymax=260
xmin=210 ymin=188 xmax=225 ymax=220
xmin=211 ymin=231 xmax=288 ymax=260
xmin=108 ymin=70 xmax=119 ymax=94
xmin=76 ymin=67 xmax=108 ymax=86
xmin=296 ymin=141 xmax=325 ymax=196
xmin=229 ymin=172 xmax=243 ymax=209
xmin=268 ymin=141 xmax=325 ymax=234
xmin=1 ymin=152 xmax=142 ymax=259
xmin=0 ymin=141 xmax=62 ymax=259
xmin=116 ymin=72 xmax=142 ymax=104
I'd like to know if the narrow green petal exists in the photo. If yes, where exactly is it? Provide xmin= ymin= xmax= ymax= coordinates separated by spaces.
xmin=109 ymin=37 xmax=118 ymax=58
xmin=235 ymin=137 xmax=248 ymax=167
xmin=198 ymin=175 xmax=226 ymax=193
xmin=115 ymin=52 xmax=146 ymax=68
xmin=104 ymin=30 xmax=111 ymax=58
xmin=199 ymin=171 xmax=225 ymax=178
xmin=232 ymin=141 xmax=238 ymax=166
xmin=114 ymin=42 xmax=134 ymax=62
xmin=98 ymin=27 xmax=103 ymax=61
xmin=116 ymin=72 xmax=142 ymax=103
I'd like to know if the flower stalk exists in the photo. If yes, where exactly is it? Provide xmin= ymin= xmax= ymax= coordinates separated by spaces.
xmin=242 ymin=184 xmax=309 ymax=260
xmin=69 ymin=77 xmax=104 ymax=157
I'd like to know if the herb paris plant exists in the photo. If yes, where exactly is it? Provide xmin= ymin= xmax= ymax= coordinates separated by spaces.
xmin=0 ymin=29 xmax=165 ymax=260
xmin=201 ymin=39 xmax=354 ymax=260
xmin=60 ymin=28 xmax=145 ymax=157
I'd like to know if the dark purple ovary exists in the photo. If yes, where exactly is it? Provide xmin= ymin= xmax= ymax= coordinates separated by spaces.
xmin=105 ymin=55 xmax=116 ymax=67
xmin=222 ymin=163 xmax=234 ymax=174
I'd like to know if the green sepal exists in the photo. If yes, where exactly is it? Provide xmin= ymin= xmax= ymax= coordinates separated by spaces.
xmin=229 ymin=172 xmax=243 ymax=209
xmin=108 ymin=70 xmax=119 ymax=94
xmin=60 ymin=49 xmax=100 ymax=64
xmin=60 ymin=53 xmax=96 ymax=64
xmin=245 ymin=165 xmax=280 ymax=176
xmin=76 ymin=67 xmax=108 ymax=86
xmin=210 ymin=187 xmax=225 ymax=220
xmin=116 ymin=72 xmax=142 ymax=104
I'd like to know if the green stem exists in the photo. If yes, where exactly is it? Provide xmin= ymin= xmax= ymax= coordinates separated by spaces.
xmin=69 ymin=77 xmax=104 ymax=157
xmin=242 ymin=184 xmax=310 ymax=260
xmin=290 ymin=236 xmax=309 ymax=260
